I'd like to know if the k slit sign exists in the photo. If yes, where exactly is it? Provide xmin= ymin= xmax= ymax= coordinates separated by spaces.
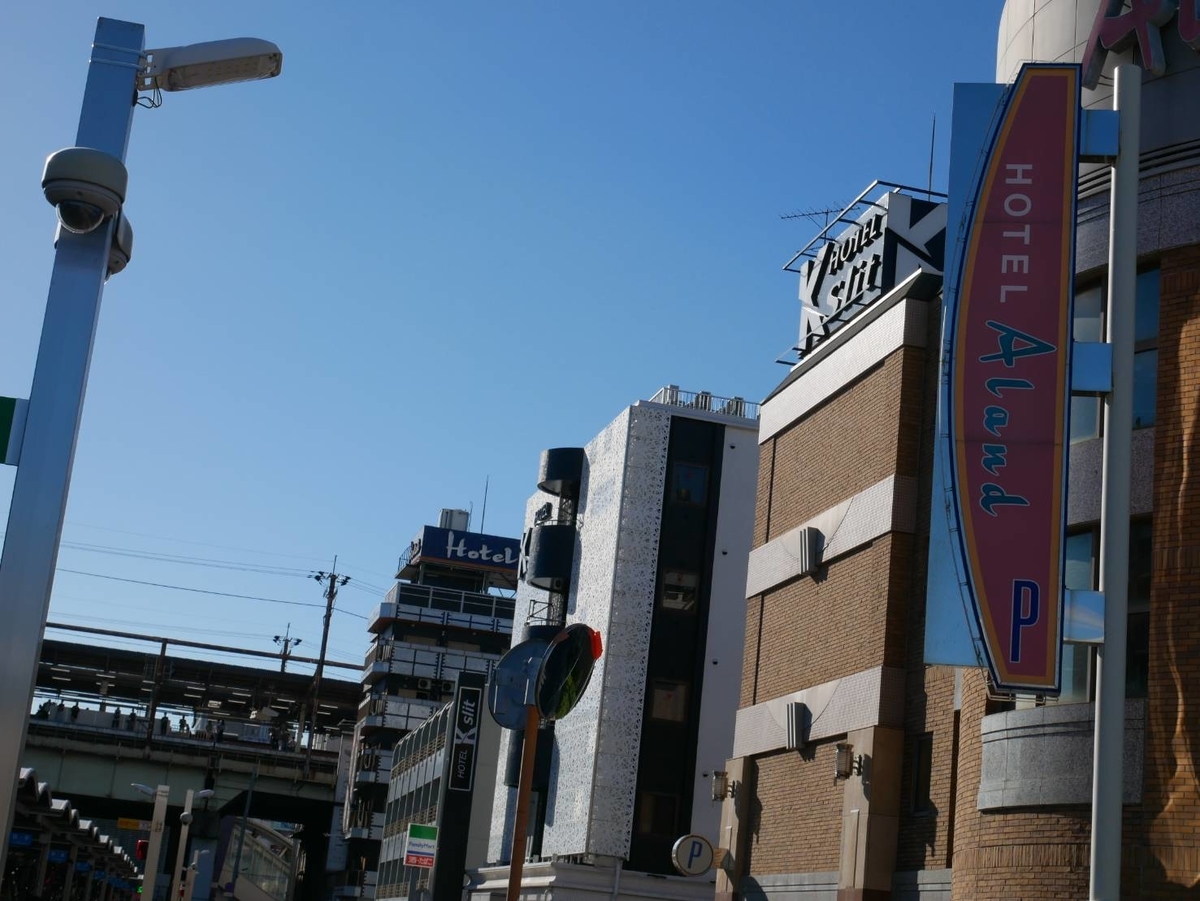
xmin=947 ymin=64 xmax=1080 ymax=694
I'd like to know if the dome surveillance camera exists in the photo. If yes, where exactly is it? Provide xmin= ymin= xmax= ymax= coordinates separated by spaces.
xmin=42 ymin=147 xmax=128 ymax=235
xmin=107 ymin=213 xmax=134 ymax=279
xmin=179 ymin=811 xmax=194 ymax=826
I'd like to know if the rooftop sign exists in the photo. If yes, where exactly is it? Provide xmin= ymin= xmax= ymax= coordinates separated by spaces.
xmin=406 ymin=526 xmax=520 ymax=575
xmin=796 ymin=191 xmax=945 ymax=359
xmin=1082 ymin=0 xmax=1200 ymax=88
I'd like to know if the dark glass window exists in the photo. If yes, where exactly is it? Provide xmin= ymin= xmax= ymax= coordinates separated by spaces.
xmin=1071 ymin=284 xmax=1103 ymax=443
xmin=1133 ymin=349 xmax=1158 ymax=429
xmin=659 ymin=570 xmax=699 ymax=612
xmin=1126 ymin=518 xmax=1152 ymax=699
xmin=637 ymin=792 xmax=678 ymax=836
xmin=1064 ymin=530 xmax=1094 ymax=591
xmin=670 ymin=462 xmax=708 ymax=506
xmin=912 ymin=733 xmax=933 ymax=814
xmin=1070 ymin=269 xmax=1159 ymax=439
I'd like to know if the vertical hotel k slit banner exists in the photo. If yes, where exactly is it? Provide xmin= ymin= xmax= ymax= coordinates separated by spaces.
xmin=948 ymin=64 xmax=1079 ymax=694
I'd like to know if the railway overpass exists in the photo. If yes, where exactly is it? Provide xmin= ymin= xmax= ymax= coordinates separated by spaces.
xmin=23 ymin=627 xmax=366 ymax=900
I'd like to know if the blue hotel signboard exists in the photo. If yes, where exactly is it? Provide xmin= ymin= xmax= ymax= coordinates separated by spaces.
xmin=409 ymin=526 xmax=520 ymax=574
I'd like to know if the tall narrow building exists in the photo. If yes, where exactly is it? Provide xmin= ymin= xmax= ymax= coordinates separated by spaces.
xmin=333 ymin=510 xmax=518 ymax=899
xmin=481 ymin=387 xmax=758 ymax=900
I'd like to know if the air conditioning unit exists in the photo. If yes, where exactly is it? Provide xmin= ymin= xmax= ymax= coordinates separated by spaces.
xmin=441 ymin=680 xmax=456 ymax=692
xmin=786 ymin=702 xmax=811 ymax=751
xmin=417 ymin=678 xmax=432 ymax=690
xmin=795 ymin=527 xmax=822 ymax=577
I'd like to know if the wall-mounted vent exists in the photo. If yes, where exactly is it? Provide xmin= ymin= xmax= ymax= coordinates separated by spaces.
xmin=786 ymin=702 xmax=811 ymax=750
xmin=796 ymin=527 xmax=822 ymax=577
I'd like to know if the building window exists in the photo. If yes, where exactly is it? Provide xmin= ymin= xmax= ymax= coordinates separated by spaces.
xmin=670 ymin=462 xmax=709 ymax=506
xmin=659 ymin=570 xmax=699 ymax=612
xmin=649 ymin=680 xmax=689 ymax=722
xmin=637 ymin=792 xmax=679 ymax=836
xmin=1070 ymin=284 xmax=1103 ymax=443
xmin=1070 ymin=270 xmax=1159 ymax=441
xmin=1047 ymin=522 xmax=1151 ymax=704
xmin=1133 ymin=269 xmax=1159 ymax=429
xmin=912 ymin=733 xmax=933 ymax=814
xmin=1127 ymin=517 xmax=1152 ymax=699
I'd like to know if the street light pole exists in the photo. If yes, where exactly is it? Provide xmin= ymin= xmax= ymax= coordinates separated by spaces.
xmin=170 ymin=789 xmax=214 ymax=901
xmin=0 ymin=18 xmax=281 ymax=882
xmin=1089 ymin=63 xmax=1142 ymax=901
xmin=138 ymin=784 xmax=171 ymax=901
xmin=0 ymin=18 xmax=144 ymax=881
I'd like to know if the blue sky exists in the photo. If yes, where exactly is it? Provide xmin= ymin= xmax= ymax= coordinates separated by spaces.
xmin=0 ymin=2 xmax=1002 ymax=680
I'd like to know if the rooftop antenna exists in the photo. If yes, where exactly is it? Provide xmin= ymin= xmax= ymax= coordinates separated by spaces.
xmin=779 ymin=206 xmax=843 ymax=231
xmin=927 ymin=114 xmax=937 ymax=200
xmin=480 ymin=475 xmax=490 ymax=534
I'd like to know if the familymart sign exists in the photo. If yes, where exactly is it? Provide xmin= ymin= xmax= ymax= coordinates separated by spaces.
xmin=403 ymin=823 xmax=437 ymax=869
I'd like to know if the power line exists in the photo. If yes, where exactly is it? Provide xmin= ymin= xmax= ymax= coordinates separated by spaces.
xmin=59 ymin=541 xmax=317 ymax=577
xmin=63 ymin=520 xmax=332 ymax=563
xmin=54 ymin=568 xmax=369 ymax=619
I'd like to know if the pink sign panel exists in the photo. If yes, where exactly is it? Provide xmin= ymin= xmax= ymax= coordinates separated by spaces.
xmin=950 ymin=65 xmax=1079 ymax=693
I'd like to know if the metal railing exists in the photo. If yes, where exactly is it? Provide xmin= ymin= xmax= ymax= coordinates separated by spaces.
xmin=378 ymin=582 xmax=516 ymax=621
xmin=647 ymin=385 xmax=759 ymax=420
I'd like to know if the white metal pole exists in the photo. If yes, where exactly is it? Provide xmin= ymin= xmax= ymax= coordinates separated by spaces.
xmin=143 ymin=785 xmax=171 ymax=901
xmin=169 ymin=789 xmax=195 ymax=901
xmin=0 ymin=17 xmax=144 ymax=880
xmin=1089 ymin=62 xmax=1141 ymax=901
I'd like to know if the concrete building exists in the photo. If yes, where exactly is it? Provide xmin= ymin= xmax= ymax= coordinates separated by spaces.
xmin=723 ymin=2 xmax=1200 ymax=899
xmin=477 ymin=387 xmax=758 ymax=900
xmin=375 ymin=672 xmax=500 ymax=901
xmin=333 ymin=512 xmax=518 ymax=899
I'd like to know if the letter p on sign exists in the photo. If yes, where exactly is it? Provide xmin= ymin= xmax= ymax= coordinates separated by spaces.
xmin=671 ymin=834 xmax=714 ymax=876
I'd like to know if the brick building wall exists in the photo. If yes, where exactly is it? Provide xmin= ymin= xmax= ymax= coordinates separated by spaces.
xmin=748 ymin=534 xmax=908 ymax=704
xmin=949 ymin=670 xmax=1094 ymax=900
xmin=765 ymin=352 xmax=915 ymax=538
xmin=1142 ymin=245 xmax=1200 ymax=896
xmin=744 ymin=743 xmax=843 ymax=876
xmin=739 ymin=329 xmax=934 ymax=886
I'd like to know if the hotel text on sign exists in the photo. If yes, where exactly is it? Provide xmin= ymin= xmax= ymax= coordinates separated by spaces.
xmin=949 ymin=64 xmax=1079 ymax=694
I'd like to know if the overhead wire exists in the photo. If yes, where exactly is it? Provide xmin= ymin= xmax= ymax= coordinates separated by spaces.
xmin=55 ymin=568 xmax=369 ymax=619
xmin=59 ymin=540 xmax=317 ymax=577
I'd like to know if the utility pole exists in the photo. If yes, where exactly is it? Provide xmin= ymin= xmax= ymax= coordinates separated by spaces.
xmin=307 ymin=562 xmax=348 ymax=757
xmin=273 ymin=623 xmax=301 ymax=673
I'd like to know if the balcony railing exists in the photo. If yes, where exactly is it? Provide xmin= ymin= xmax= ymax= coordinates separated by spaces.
xmin=647 ymin=385 xmax=759 ymax=420
xmin=371 ymin=583 xmax=515 ymax=632
xmin=363 ymin=641 xmax=499 ymax=683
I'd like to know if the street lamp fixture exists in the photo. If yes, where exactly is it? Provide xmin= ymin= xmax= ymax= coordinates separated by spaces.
xmin=140 ymin=38 xmax=282 ymax=92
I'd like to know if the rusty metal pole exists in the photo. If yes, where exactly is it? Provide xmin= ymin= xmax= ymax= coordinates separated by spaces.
xmin=506 ymin=705 xmax=540 ymax=901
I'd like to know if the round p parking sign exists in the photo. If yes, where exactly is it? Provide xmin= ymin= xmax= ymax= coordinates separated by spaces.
xmin=671 ymin=834 xmax=714 ymax=876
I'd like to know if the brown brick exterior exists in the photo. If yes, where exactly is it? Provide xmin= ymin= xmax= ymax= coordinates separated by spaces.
xmin=949 ymin=669 xmax=1096 ymax=899
xmin=740 ymin=323 xmax=934 ymax=884
xmin=764 ymin=351 xmax=922 ymax=541
xmin=745 ymin=743 xmax=843 ymax=876
xmin=1141 ymin=244 xmax=1200 ymax=897
xmin=737 ymin=246 xmax=1200 ymax=898
xmin=748 ymin=534 xmax=910 ymax=704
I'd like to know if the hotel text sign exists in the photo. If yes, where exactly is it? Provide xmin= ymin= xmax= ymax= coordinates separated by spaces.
xmin=1083 ymin=0 xmax=1200 ymax=88
xmin=798 ymin=192 xmax=946 ymax=358
xmin=948 ymin=64 xmax=1079 ymax=694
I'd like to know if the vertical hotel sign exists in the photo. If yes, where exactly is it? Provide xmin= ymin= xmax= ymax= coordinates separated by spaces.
xmin=948 ymin=64 xmax=1079 ymax=693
